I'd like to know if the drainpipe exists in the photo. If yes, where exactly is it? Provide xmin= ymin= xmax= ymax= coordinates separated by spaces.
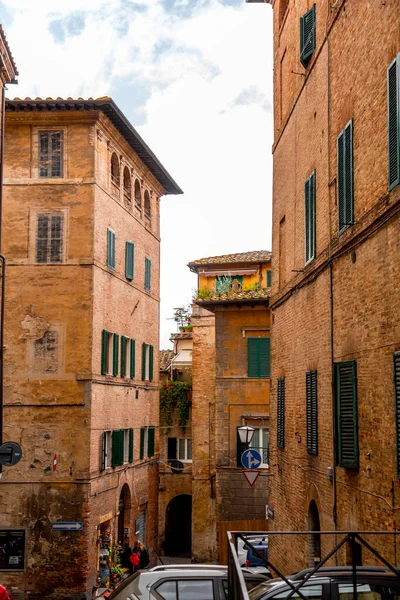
xmin=0 ymin=84 xmax=6 ymax=477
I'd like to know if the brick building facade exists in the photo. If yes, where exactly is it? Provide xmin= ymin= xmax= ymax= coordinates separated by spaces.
xmin=190 ymin=251 xmax=271 ymax=562
xmin=0 ymin=98 xmax=181 ymax=598
xmin=266 ymin=0 xmax=400 ymax=573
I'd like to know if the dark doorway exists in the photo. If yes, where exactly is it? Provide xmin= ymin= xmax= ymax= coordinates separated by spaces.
xmin=118 ymin=484 xmax=131 ymax=546
xmin=308 ymin=500 xmax=321 ymax=567
xmin=164 ymin=495 xmax=192 ymax=557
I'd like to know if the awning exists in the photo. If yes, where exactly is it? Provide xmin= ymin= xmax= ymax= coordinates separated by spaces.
xmin=171 ymin=349 xmax=192 ymax=368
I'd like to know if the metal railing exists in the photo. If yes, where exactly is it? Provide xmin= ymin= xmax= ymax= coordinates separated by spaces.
xmin=228 ymin=531 xmax=400 ymax=600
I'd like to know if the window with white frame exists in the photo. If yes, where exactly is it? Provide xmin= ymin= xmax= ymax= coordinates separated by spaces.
xmin=103 ymin=430 xmax=112 ymax=469
xmin=178 ymin=438 xmax=192 ymax=462
xmin=250 ymin=427 xmax=269 ymax=466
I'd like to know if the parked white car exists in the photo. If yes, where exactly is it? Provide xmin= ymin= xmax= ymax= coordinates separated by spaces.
xmin=108 ymin=563 xmax=270 ymax=600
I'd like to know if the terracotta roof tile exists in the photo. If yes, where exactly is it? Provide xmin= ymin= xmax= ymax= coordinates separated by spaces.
xmin=195 ymin=288 xmax=271 ymax=305
xmin=188 ymin=250 xmax=271 ymax=269
xmin=0 ymin=25 xmax=18 ymax=76
xmin=159 ymin=349 xmax=174 ymax=371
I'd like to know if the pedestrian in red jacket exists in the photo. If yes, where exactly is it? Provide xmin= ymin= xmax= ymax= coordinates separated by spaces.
xmin=0 ymin=584 xmax=11 ymax=600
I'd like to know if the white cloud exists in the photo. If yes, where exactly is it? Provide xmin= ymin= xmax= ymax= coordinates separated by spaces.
xmin=3 ymin=0 xmax=273 ymax=348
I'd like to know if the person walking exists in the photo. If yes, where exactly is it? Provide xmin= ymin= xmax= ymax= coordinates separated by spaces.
xmin=133 ymin=539 xmax=150 ymax=569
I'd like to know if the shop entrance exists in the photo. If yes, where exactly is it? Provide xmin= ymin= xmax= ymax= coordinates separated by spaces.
xmin=164 ymin=494 xmax=192 ymax=557
xmin=118 ymin=484 xmax=132 ymax=546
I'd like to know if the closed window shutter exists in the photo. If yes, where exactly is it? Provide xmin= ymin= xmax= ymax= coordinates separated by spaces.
xmin=394 ymin=352 xmax=400 ymax=477
xmin=236 ymin=427 xmax=247 ymax=467
xmin=140 ymin=427 xmax=145 ymax=459
xmin=267 ymin=270 xmax=272 ymax=287
xmin=259 ymin=338 xmax=270 ymax=378
xmin=125 ymin=241 xmax=134 ymax=280
xmin=145 ymin=257 xmax=151 ymax=291
xmin=335 ymin=361 xmax=358 ymax=468
xmin=248 ymin=338 xmax=270 ymax=377
xmin=148 ymin=426 xmax=155 ymax=457
xmin=112 ymin=430 xmax=123 ymax=467
xmin=300 ymin=4 xmax=316 ymax=67
xmin=168 ymin=437 xmax=177 ymax=460
xmin=101 ymin=431 xmax=107 ymax=470
xmin=305 ymin=171 xmax=316 ymax=263
xmin=129 ymin=428 xmax=134 ymax=463
xmin=337 ymin=120 xmax=354 ymax=234
xmin=306 ymin=370 xmax=318 ymax=455
xmin=130 ymin=339 xmax=136 ymax=378
xmin=113 ymin=334 xmax=119 ymax=376
xmin=248 ymin=338 xmax=259 ymax=377
xmin=142 ymin=342 xmax=147 ymax=380
xmin=277 ymin=377 xmax=285 ymax=449
xmin=149 ymin=345 xmax=154 ymax=382
xmin=388 ymin=55 xmax=400 ymax=190
xmin=121 ymin=336 xmax=127 ymax=377
xmin=101 ymin=329 xmax=108 ymax=375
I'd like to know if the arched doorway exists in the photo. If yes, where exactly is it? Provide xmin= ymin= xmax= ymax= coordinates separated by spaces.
xmin=308 ymin=500 xmax=321 ymax=567
xmin=164 ymin=495 xmax=192 ymax=557
xmin=118 ymin=484 xmax=132 ymax=546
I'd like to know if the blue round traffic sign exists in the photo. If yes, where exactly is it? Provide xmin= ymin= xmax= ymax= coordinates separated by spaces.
xmin=241 ymin=449 xmax=262 ymax=470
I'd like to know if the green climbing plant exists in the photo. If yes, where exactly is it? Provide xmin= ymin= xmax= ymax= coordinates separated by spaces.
xmin=160 ymin=381 xmax=192 ymax=434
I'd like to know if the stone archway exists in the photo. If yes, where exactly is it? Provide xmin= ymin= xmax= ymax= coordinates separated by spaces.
xmin=117 ymin=484 xmax=132 ymax=546
xmin=164 ymin=495 xmax=192 ymax=557
xmin=308 ymin=499 xmax=321 ymax=567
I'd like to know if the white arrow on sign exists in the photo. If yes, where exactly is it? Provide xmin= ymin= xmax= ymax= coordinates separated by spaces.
xmin=244 ymin=450 xmax=261 ymax=469
xmin=242 ymin=470 xmax=261 ymax=487
xmin=52 ymin=522 xmax=83 ymax=531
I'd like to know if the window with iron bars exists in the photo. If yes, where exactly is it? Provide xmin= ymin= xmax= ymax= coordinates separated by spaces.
xmin=36 ymin=214 xmax=64 ymax=264
xmin=39 ymin=131 xmax=63 ymax=178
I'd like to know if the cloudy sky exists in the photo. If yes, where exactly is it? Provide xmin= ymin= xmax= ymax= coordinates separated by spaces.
xmin=2 ymin=0 xmax=273 ymax=348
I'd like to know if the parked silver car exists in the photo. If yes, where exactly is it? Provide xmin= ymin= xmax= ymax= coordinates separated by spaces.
xmin=108 ymin=563 xmax=270 ymax=600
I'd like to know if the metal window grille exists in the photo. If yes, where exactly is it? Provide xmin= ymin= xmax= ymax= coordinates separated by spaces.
xmin=39 ymin=131 xmax=63 ymax=178
xmin=277 ymin=377 xmax=285 ymax=449
xmin=36 ymin=214 xmax=63 ymax=264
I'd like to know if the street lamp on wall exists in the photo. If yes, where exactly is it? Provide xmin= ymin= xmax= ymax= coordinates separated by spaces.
xmin=237 ymin=425 xmax=255 ymax=447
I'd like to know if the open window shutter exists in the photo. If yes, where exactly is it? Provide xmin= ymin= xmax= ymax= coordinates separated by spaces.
xmin=259 ymin=338 xmax=271 ymax=378
xmin=337 ymin=131 xmax=345 ymax=232
xmin=277 ymin=378 xmax=285 ymax=449
xmin=394 ymin=352 xmax=400 ymax=478
xmin=101 ymin=330 xmax=108 ymax=375
xmin=107 ymin=229 xmax=115 ymax=268
xmin=388 ymin=55 xmax=400 ymax=190
xmin=125 ymin=241 xmax=134 ymax=280
xmin=130 ymin=339 xmax=136 ymax=378
xmin=101 ymin=431 xmax=107 ymax=470
xmin=148 ymin=259 xmax=151 ymax=290
xmin=306 ymin=370 xmax=318 ymax=455
xmin=149 ymin=345 xmax=154 ymax=382
xmin=305 ymin=172 xmax=316 ymax=262
xmin=145 ymin=258 xmax=151 ymax=290
xmin=129 ymin=428 xmax=134 ymax=463
xmin=344 ymin=120 xmax=354 ymax=227
xmin=111 ymin=231 xmax=116 ymax=269
xmin=300 ymin=4 xmax=316 ymax=67
xmin=121 ymin=336 xmax=127 ymax=378
xmin=148 ymin=426 xmax=155 ymax=458
xmin=248 ymin=338 xmax=259 ymax=377
xmin=267 ymin=269 xmax=272 ymax=287
xmin=168 ymin=437 xmax=177 ymax=460
xmin=335 ymin=361 xmax=358 ymax=468
xmin=236 ymin=427 xmax=247 ymax=467
xmin=305 ymin=177 xmax=311 ymax=262
xmin=140 ymin=427 xmax=145 ymax=459
xmin=142 ymin=343 xmax=147 ymax=380
xmin=113 ymin=334 xmax=119 ymax=376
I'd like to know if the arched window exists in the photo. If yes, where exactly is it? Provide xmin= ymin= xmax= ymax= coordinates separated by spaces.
xmin=308 ymin=500 xmax=321 ymax=567
xmin=111 ymin=153 xmax=120 ymax=187
xmin=134 ymin=179 xmax=141 ymax=209
xmin=144 ymin=190 xmax=151 ymax=219
xmin=123 ymin=167 xmax=131 ymax=201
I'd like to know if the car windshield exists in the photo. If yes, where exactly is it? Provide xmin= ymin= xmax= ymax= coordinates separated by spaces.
xmin=248 ymin=580 xmax=283 ymax=600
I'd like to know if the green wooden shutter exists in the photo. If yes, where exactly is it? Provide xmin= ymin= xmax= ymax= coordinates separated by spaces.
xmin=121 ymin=336 xmax=127 ymax=378
xmin=338 ymin=120 xmax=354 ymax=234
xmin=145 ymin=257 xmax=151 ymax=291
xmin=130 ymin=339 xmax=136 ymax=379
xmin=149 ymin=345 xmax=154 ymax=382
xmin=300 ymin=4 xmax=316 ymax=67
xmin=129 ymin=428 xmax=134 ymax=463
xmin=140 ymin=427 xmax=145 ymax=459
xmin=107 ymin=229 xmax=115 ymax=269
xmin=388 ymin=55 xmax=400 ymax=190
xmin=236 ymin=427 xmax=247 ymax=467
xmin=248 ymin=338 xmax=270 ymax=377
xmin=101 ymin=431 xmax=107 ymax=470
xmin=394 ymin=352 xmax=400 ymax=478
xmin=142 ymin=342 xmax=147 ymax=380
xmin=305 ymin=171 xmax=316 ymax=263
xmin=306 ymin=370 xmax=318 ymax=456
xmin=267 ymin=270 xmax=272 ymax=287
xmin=112 ymin=429 xmax=124 ymax=467
xmin=248 ymin=338 xmax=259 ymax=377
xmin=259 ymin=338 xmax=270 ymax=378
xmin=112 ymin=334 xmax=119 ymax=376
xmin=277 ymin=377 xmax=285 ymax=449
xmin=148 ymin=426 xmax=155 ymax=458
xmin=125 ymin=241 xmax=134 ymax=280
xmin=101 ymin=330 xmax=108 ymax=375
xmin=335 ymin=361 xmax=358 ymax=468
